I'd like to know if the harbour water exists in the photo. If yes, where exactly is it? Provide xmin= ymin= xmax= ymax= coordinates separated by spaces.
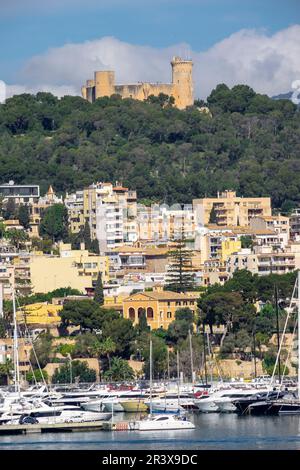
xmin=0 ymin=413 xmax=300 ymax=450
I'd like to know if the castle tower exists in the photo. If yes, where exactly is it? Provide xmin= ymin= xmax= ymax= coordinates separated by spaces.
xmin=94 ymin=71 xmax=115 ymax=100
xmin=171 ymin=57 xmax=194 ymax=109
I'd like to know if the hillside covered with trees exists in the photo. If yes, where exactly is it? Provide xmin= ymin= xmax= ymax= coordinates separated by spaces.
xmin=0 ymin=84 xmax=299 ymax=211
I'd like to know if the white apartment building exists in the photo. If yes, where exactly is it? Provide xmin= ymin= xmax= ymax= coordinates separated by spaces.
xmin=226 ymin=245 xmax=300 ymax=276
xmin=290 ymin=209 xmax=300 ymax=241
xmin=137 ymin=203 xmax=195 ymax=242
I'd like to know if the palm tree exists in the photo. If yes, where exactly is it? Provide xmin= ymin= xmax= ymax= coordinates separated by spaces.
xmin=103 ymin=357 xmax=135 ymax=382
xmin=0 ymin=359 xmax=13 ymax=385
xmin=91 ymin=337 xmax=116 ymax=379
xmin=99 ymin=337 xmax=116 ymax=368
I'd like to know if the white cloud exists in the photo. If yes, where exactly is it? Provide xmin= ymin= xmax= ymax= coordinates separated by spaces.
xmin=197 ymin=25 xmax=300 ymax=98
xmin=6 ymin=25 xmax=300 ymax=100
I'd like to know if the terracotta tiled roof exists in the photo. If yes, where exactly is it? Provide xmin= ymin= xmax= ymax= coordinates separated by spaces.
xmin=124 ymin=291 xmax=199 ymax=301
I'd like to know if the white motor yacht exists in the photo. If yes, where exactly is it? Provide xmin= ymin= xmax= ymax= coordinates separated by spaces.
xmin=144 ymin=392 xmax=196 ymax=413
xmin=128 ymin=414 xmax=195 ymax=431
xmin=214 ymin=388 xmax=269 ymax=413
xmin=0 ymin=402 xmax=112 ymax=425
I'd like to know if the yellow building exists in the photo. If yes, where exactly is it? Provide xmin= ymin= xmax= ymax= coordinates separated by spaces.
xmin=193 ymin=190 xmax=271 ymax=227
xmin=0 ymin=338 xmax=32 ymax=380
xmin=123 ymin=288 xmax=199 ymax=330
xmin=103 ymin=293 xmax=128 ymax=314
xmin=82 ymin=57 xmax=194 ymax=110
xmin=220 ymin=239 xmax=241 ymax=262
xmin=29 ymin=243 xmax=109 ymax=294
xmin=17 ymin=302 xmax=62 ymax=325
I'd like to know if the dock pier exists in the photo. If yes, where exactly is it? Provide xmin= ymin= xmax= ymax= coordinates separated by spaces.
xmin=0 ymin=421 xmax=114 ymax=435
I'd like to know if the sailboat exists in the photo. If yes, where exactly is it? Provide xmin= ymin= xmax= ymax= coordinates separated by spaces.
xmin=240 ymin=271 xmax=300 ymax=416
xmin=2 ymin=286 xmax=112 ymax=425
xmin=128 ymin=338 xmax=195 ymax=431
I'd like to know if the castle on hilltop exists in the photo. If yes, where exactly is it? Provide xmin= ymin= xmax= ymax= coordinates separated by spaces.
xmin=81 ymin=57 xmax=193 ymax=109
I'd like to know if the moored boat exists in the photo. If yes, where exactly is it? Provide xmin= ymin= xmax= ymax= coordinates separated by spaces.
xmin=119 ymin=399 xmax=148 ymax=412
xmin=128 ymin=413 xmax=195 ymax=431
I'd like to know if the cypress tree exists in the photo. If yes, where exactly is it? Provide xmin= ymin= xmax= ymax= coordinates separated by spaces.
xmin=136 ymin=309 xmax=149 ymax=334
xmin=94 ymin=272 xmax=104 ymax=305
xmin=81 ymin=220 xmax=91 ymax=250
xmin=18 ymin=205 xmax=30 ymax=229
xmin=4 ymin=199 xmax=16 ymax=220
xmin=90 ymin=239 xmax=100 ymax=254
xmin=208 ymin=204 xmax=218 ymax=224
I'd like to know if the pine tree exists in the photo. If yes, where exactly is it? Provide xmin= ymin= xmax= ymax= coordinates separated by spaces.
xmin=165 ymin=235 xmax=195 ymax=293
xmin=94 ymin=272 xmax=104 ymax=305
xmin=39 ymin=204 xmax=69 ymax=242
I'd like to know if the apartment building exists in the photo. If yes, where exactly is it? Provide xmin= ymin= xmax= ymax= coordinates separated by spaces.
xmin=193 ymin=190 xmax=271 ymax=227
xmin=290 ymin=208 xmax=300 ymax=241
xmin=137 ymin=204 xmax=195 ymax=242
xmin=64 ymin=189 xmax=84 ymax=234
xmin=226 ymin=246 xmax=300 ymax=276
xmin=87 ymin=182 xmax=137 ymax=241
xmin=202 ymin=259 xmax=230 ymax=286
xmin=0 ymin=181 xmax=40 ymax=205
xmin=29 ymin=243 xmax=109 ymax=294
xmin=250 ymin=215 xmax=290 ymax=248
xmin=107 ymin=245 xmax=169 ymax=274
xmin=0 ymin=243 xmax=31 ymax=298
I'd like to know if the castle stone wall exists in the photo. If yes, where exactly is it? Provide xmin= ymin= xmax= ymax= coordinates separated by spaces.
xmin=82 ymin=57 xmax=194 ymax=109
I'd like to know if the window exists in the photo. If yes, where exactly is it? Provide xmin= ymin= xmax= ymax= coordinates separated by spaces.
xmin=128 ymin=307 xmax=135 ymax=320
xmin=167 ymin=312 xmax=172 ymax=319
xmin=147 ymin=307 xmax=154 ymax=319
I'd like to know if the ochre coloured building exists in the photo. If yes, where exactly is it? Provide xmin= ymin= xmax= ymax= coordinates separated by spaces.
xmin=123 ymin=288 xmax=199 ymax=330
xmin=81 ymin=57 xmax=194 ymax=109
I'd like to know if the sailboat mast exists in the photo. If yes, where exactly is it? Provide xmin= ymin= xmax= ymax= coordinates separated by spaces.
xmin=275 ymin=284 xmax=281 ymax=383
xmin=12 ymin=287 xmax=20 ymax=395
xmin=177 ymin=350 xmax=180 ymax=411
xmin=203 ymin=322 xmax=208 ymax=385
xmin=298 ymin=271 xmax=300 ymax=400
xmin=189 ymin=329 xmax=194 ymax=384
xmin=149 ymin=337 xmax=153 ymax=416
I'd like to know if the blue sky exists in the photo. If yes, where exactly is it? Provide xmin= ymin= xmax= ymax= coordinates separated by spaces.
xmin=0 ymin=0 xmax=299 ymax=98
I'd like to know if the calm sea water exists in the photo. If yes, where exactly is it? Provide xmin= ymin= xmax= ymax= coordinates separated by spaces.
xmin=0 ymin=413 xmax=300 ymax=450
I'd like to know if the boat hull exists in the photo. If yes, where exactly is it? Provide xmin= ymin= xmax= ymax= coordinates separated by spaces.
xmin=119 ymin=401 xmax=148 ymax=412
xmin=195 ymin=400 xmax=219 ymax=413
xmin=102 ymin=401 xmax=124 ymax=412
xmin=128 ymin=415 xmax=195 ymax=431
